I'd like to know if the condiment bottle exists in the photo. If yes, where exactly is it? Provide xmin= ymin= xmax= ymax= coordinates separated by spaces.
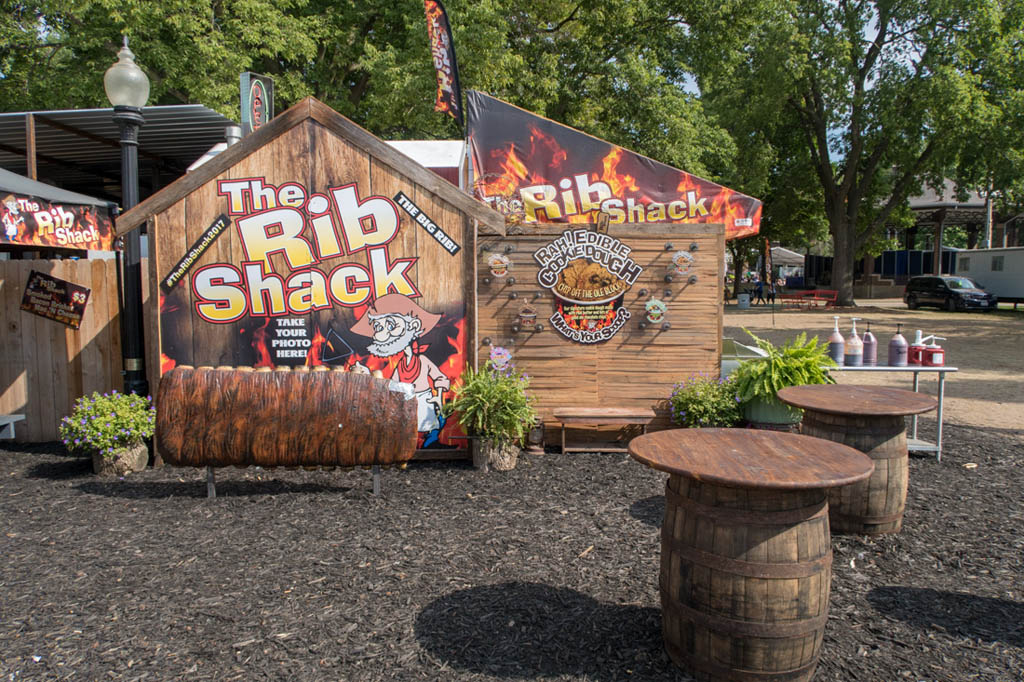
xmin=888 ymin=323 xmax=908 ymax=367
xmin=844 ymin=317 xmax=864 ymax=367
xmin=862 ymin=321 xmax=878 ymax=366
xmin=828 ymin=315 xmax=845 ymax=365
xmin=922 ymin=337 xmax=946 ymax=367
xmin=908 ymin=329 xmax=926 ymax=365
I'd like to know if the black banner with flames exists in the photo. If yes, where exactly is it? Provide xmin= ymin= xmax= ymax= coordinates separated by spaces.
xmin=423 ymin=0 xmax=463 ymax=126
xmin=466 ymin=91 xmax=761 ymax=240
xmin=1 ymin=192 xmax=116 ymax=251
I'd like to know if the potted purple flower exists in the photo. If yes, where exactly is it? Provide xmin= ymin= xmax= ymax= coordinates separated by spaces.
xmin=668 ymin=373 xmax=743 ymax=428
xmin=59 ymin=391 xmax=155 ymax=476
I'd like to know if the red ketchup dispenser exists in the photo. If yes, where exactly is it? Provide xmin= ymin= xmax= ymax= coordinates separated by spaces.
xmin=908 ymin=329 xmax=927 ymax=365
xmin=922 ymin=336 xmax=946 ymax=367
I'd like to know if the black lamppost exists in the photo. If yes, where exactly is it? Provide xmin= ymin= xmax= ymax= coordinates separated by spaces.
xmin=104 ymin=37 xmax=150 ymax=396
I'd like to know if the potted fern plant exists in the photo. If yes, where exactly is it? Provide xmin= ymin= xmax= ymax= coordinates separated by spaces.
xmin=731 ymin=330 xmax=836 ymax=427
xmin=444 ymin=360 xmax=538 ymax=471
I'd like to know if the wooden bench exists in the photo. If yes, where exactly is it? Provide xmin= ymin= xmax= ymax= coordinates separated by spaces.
xmin=0 ymin=414 xmax=26 ymax=440
xmin=553 ymin=407 xmax=657 ymax=453
xmin=779 ymin=290 xmax=838 ymax=308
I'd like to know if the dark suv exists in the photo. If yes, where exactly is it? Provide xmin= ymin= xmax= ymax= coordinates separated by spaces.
xmin=904 ymin=275 xmax=998 ymax=311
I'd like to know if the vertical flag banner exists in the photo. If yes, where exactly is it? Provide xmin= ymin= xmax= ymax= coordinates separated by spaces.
xmin=424 ymin=0 xmax=463 ymax=126
xmin=466 ymin=91 xmax=762 ymax=239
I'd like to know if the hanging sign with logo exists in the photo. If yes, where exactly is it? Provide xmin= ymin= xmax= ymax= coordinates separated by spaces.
xmin=533 ymin=229 xmax=643 ymax=344
xmin=1 ymin=192 xmax=115 ymax=251
xmin=240 ymin=72 xmax=274 ymax=136
xmin=20 ymin=270 xmax=91 ymax=329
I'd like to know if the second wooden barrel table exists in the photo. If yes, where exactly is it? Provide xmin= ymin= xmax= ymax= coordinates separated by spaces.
xmin=629 ymin=428 xmax=873 ymax=682
xmin=778 ymin=384 xmax=937 ymax=535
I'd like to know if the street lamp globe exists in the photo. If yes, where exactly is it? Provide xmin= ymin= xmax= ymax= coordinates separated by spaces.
xmin=103 ymin=37 xmax=149 ymax=108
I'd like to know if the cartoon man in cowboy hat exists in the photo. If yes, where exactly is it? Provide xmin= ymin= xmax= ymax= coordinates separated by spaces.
xmin=350 ymin=293 xmax=452 ymax=438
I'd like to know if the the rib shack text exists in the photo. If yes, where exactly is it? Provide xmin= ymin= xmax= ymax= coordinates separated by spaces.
xmin=188 ymin=178 xmax=419 ymax=323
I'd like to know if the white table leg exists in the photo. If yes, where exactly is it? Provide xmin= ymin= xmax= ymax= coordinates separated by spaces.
xmin=936 ymin=372 xmax=946 ymax=462
xmin=911 ymin=371 xmax=920 ymax=441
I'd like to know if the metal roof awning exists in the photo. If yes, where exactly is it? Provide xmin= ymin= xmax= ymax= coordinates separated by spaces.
xmin=0 ymin=105 xmax=237 ymax=206
xmin=0 ymin=166 xmax=114 ymax=209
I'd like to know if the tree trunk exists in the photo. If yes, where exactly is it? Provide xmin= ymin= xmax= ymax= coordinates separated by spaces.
xmin=731 ymin=254 xmax=745 ymax=299
xmin=831 ymin=224 xmax=856 ymax=306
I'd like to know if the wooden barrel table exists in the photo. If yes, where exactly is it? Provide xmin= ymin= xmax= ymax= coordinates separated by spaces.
xmin=778 ymin=385 xmax=937 ymax=535
xmin=629 ymin=428 xmax=873 ymax=682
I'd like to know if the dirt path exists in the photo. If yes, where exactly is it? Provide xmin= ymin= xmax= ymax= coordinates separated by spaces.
xmin=725 ymin=299 xmax=1024 ymax=441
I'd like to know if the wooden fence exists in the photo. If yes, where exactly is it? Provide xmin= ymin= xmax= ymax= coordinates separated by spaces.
xmin=0 ymin=258 xmax=154 ymax=442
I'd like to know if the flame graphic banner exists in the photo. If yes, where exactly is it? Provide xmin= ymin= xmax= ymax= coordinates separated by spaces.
xmin=424 ymin=0 xmax=463 ymax=126
xmin=466 ymin=91 xmax=761 ymax=240
xmin=2 ymin=192 xmax=116 ymax=251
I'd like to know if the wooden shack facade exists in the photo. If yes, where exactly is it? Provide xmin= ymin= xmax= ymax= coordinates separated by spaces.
xmin=118 ymin=97 xmax=724 ymax=450
xmin=117 ymin=98 xmax=504 ymax=450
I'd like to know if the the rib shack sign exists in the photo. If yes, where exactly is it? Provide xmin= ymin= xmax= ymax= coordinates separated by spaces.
xmin=467 ymin=91 xmax=761 ymax=239
xmin=187 ymin=179 xmax=421 ymax=322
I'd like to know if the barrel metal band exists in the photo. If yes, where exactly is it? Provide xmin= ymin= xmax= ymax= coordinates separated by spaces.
xmin=662 ymin=597 xmax=829 ymax=639
xmin=664 ymin=638 xmax=821 ymax=681
xmin=802 ymin=415 xmax=907 ymax=442
xmin=661 ymin=534 xmax=832 ymax=579
xmin=665 ymin=483 xmax=828 ymax=526
xmin=830 ymin=509 xmax=904 ymax=525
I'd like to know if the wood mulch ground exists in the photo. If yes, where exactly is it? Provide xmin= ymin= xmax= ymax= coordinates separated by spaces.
xmin=1 ymin=418 xmax=1021 ymax=681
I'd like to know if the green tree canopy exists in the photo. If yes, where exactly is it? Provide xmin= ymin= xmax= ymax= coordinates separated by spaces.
xmin=1 ymin=0 xmax=733 ymax=179
xmin=679 ymin=0 xmax=1024 ymax=304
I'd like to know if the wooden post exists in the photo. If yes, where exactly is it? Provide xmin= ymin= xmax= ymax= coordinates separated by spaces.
xmin=25 ymin=114 xmax=36 ymax=180
xmin=932 ymin=209 xmax=946 ymax=275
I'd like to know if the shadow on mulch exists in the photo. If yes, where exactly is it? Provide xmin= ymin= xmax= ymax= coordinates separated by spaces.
xmin=75 ymin=479 xmax=355 ymax=499
xmin=415 ymin=581 xmax=674 ymax=680
xmin=629 ymin=494 xmax=664 ymax=527
xmin=26 ymin=456 xmax=92 ymax=480
xmin=868 ymin=587 xmax=1024 ymax=647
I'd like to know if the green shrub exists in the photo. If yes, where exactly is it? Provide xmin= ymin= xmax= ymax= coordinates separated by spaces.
xmin=444 ymin=361 xmax=537 ymax=444
xmin=731 ymin=329 xmax=836 ymax=406
xmin=60 ymin=391 xmax=155 ymax=459
xmin=669 ymin=374 xmax=743 ymax=428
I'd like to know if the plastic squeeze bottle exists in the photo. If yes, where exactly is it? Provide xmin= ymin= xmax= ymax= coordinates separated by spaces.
xmin=888 ymin=323 xmax=908 ymax=367
xmin=908 ymin=329 xmax=926 ymax=365
xmin=844 ymin=317 xmax=864 ymax=367
xmin=828 ymin=315 xmax=845 ymax=365
xmin=862 ymin=321 xmax=878 ymax=366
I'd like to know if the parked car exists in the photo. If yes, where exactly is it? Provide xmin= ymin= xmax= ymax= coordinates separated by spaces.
xmin=903 ymin=275 xmax=999 ymax=311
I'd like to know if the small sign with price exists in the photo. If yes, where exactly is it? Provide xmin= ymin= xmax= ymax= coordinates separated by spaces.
xmin=20 ymin=270 xmax=91 ymax=329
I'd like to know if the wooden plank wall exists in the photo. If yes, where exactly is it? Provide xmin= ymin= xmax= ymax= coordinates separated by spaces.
xmin=477 ymin=223 xmax=725 ymax=431
xmin=0 ymin=257 xmax=134 ymax=442
xmin=151 ymin=119 xmax=472 ymax=374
